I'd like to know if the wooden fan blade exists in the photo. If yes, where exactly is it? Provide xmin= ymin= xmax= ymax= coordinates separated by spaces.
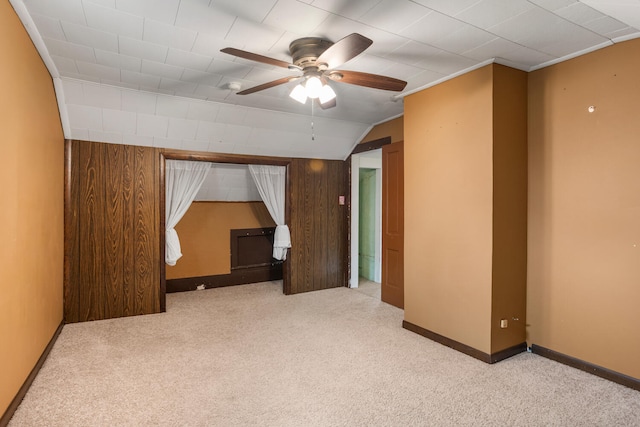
xmin=328 ymin=70 xmax=407 ymax=92
xmin=317 ymin=97 xmax=337 ymax=109
xmin=221 ymin=47 xmax=293 ymax=69
xmin=236 ymin=77 xmax=299 ymax=95
xmin=316 ymin=33 xmax=372 ymax=70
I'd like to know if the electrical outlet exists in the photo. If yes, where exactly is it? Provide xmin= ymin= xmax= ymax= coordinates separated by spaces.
xmin=500 ymin=319 xmax=508 ymax=328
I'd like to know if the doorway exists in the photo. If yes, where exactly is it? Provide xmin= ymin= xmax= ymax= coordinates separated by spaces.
xmin=350 ymin=149 xmax=382 ymax=290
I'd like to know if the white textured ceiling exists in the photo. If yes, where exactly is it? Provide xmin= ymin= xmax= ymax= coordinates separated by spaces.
xmin=11 ymin=0 xmax=640 ymax=164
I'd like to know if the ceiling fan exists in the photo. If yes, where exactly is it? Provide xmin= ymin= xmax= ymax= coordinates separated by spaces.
xmin=221 ymin=33 xmax=407 ymax=109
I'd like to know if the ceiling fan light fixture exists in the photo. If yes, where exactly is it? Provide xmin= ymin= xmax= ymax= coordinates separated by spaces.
xmin=289 ymin=84 xmax=308 ymax=104
xmin=319 ymin=83 xmax=336 ymax=104
xmin=305 ymin=76 xmax=323 ymax=99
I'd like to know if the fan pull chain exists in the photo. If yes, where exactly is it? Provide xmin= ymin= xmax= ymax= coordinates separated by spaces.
xmin=311 ymin=100 xmax=315 ymax=141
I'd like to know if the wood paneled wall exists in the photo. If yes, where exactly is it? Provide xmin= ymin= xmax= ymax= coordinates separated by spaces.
xmin=287 ymin=159 xmax=348 ymax=294
xmin=65 ymin=140 xmax=162 ymax=323
xmin=65 ymin=143 xmax=348 ymax=321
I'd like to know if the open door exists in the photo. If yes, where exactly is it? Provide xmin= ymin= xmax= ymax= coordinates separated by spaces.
xmin=381 ymin=141 xmax=404 ymax=308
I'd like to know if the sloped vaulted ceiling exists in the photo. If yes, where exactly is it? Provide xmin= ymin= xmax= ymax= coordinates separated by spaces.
xmin=10 ymin=0 xmax=640 ymax=161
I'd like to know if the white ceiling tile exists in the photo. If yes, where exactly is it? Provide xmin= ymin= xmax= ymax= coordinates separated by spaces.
xmin=151 ymin=136 xmax=181 ymax=148
xmin=62 ymin=72 xmax=101 ymax=83
xmin=83 ymin=2 xmax=144 ymax=39
xmin=121 ymin=90 xmax=157 ymax=114
xmin=82 ymin=83 xmax=122 ymax=109
xmin=101 ymin=80 xmax=140 ymax=91
xmin=186 ymin=101 xmax=220 ymax=121
xmin=196 ymin=121 xmax=226 ymax=141
xmin=89 ymin=130 xmax=123 ymax=144
xmin=52 ymin=55 xmax=79 ymax=74
xmin=102 ymin=109 xmax=137 ymax=133
xmin=429 ymin=24 xmax=496 ymax=54
xmin=156 ymin=95 xmax=191 ymax=118
xmin=61 ymin=22 xmax=119 ymax=52
xmin=359 ymin=0 xmax=431 ymax=33
xmin=43 ymin=38 xmax=96 ymax=63
xmin=165 ymin=49 xmax=213 ymax=72
xmin=455 ymin=0 xmax=535 ymax=29
xmin=528 ymin=0 xmax=579 ymax=12
xmin=119 ymin=36 xmax=168 ymax=62
xmin=555 ymin=2 xmax=606 ymax=25
xmin=95 ymin=49 xmax=141 ymax=72
xmin=143 ymin=20 xmax=197 ymax=51
xmin=115 ymin=0 xmax=181 ymax=25
xmin=384 ymin=41 xmax=443 ymax=66
xmin=120 ymin=70 xmax=161 ymax=89
xmin=61 ymin=78 xmax=85 ymax=104
xmin=23 ymin=0 xmax=86 ymax=25
xmin=209 ymin=0 xmax=278 ymax=23
xmin=191 ymin=33 xmax=236 ymax=59
xmin=207 ymin=141 xmax=235 ymax=153
xmin=29 ymin=13 xmax=66 ymax=40
xmin=84 ymin=0 xmax=116 ymax=7
xmin=263 ymin=0 xmax=330 ymax=34
xmin=400 ymin=10 xmax=467 ymax=44
xmin=606 ymin=26 xmax=639 ymax=40
xmin=582 ymin=16 xmax=628 ymax=35
xmin=182 ymin=139 xmax=211 ymax=152
xmin=206 ymin=58 xmax=252 ymax=79
xmin=414 ymin=49 xmax=478 ymax=74
xmin=538 ymin=28 xmax=609 ymax=57
xmin=159 ymin=78 xmax=198 ymax=94
xmin=309 ymin=0 xmax=388 ymax=20
xmin=175 ymin=0 xmax=236 ymax=36
xmin=181 ymin=70 xmax=224 ymax=88
xmin=487 ymin=7 xmax=604 ymax=55
xmin=167 ymin=118 xmax=199 ymax=139
xmin=66 ymin=104 xmax=103 ymax=129
xmin=137 ymin=114 xmax=169 ymax=137
xmin=225 ymin=18 xmax=286 ymax=52
xmin=141 ymin=60 xmax=184 ymax=80
xmin=215 ymin=104 xmax=248 ymax=125
xmin=462 ymin=38 xmax=556 ymax=66
xmin=70 ymin=128 xmax=90 ymax=140
xmin=580 ymin=0 xmax=640 ymax=29
xmin=195 ymin=84 xmax=232 ymax=101
xmin=223 ymin=124 xmax=252 ymax=143
xmin=410 ymin=0 xmax=479 ymax=16
xmin=76 ymin=61 xmax=121 ymax=82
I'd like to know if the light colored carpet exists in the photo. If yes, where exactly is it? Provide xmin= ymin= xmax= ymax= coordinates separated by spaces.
xmin=9 ymin=281 xmax=640 ymax=426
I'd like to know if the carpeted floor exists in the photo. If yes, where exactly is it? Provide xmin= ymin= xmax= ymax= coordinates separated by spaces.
xmin=9 ymin=281 xmax=640 ymax=426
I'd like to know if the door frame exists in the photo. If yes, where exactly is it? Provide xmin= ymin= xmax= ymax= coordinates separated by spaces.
xmin=350 ymin=151 xmax=382 ymax=287
xmin=348 ymin=137 xmax=392 ymax=288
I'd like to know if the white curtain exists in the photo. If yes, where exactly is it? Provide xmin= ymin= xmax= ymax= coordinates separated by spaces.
xmin=165 ymin=160 xmax=211 ymax=266
xmin=248 ymin=165 xmax=291 ymax=260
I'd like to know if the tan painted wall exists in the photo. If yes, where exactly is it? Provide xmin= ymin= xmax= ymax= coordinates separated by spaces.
xmin=528 ymin=39 xmax=640 ymax=379
xmin=0 ymin=2 xmax=64 ymax=416
xmin=166 ymin=201 xmax=275 ymax=279
xmin=491 ymin=65 xmax=528 ymax=353
xmin=404 ymin=66 xmax=494 ymax=354
xmin=361 ymin=116 xmax=404 ymax=144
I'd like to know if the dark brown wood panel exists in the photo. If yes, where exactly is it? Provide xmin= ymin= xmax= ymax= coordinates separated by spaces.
xmin=134 ymin=147 xmax=159 ymax=315
xmin=122 ymin=144 xmax=136 ymax=317
xmin=104 ymin=144 xmax=125 ymax=318
xmin=65 ymin=140 xmax=162 ymax=323
xmin=78 ymin=140 xmax=105 ymax=321
xmin=288 ymin=158 xmax=348 ymax=294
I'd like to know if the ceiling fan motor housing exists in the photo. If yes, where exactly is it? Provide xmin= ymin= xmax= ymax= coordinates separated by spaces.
xmin=289 ymin=37 xmax=333 ymax=69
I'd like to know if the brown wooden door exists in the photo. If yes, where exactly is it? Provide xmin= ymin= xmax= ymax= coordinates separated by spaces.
xmin=382 ymin=141 xmax=404 ymax=308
